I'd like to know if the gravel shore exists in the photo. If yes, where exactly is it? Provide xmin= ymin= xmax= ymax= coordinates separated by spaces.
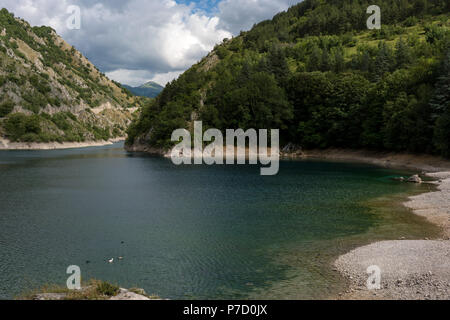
xmin=334 ymin=172 xmax=450 ymax=300
xmin=0 ymin=137 xmax=125 ymax=150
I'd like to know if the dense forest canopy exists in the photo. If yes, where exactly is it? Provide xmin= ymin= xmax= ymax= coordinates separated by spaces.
xmin=127 ymin=0 xmax=450 ymax=157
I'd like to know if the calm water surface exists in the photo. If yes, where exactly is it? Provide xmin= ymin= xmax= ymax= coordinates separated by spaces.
xmin=0 ymin=143 xmax=438 ymax=299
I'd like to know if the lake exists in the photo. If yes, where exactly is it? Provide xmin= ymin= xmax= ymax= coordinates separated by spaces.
xmin=0 ymin=143 xmax=438 ymax=299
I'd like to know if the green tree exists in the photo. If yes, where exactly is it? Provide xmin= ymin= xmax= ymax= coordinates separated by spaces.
xmin=0 ymin=101 xmax=14 ymax=117
xmin=432 ymin=51 xmax=450 ymax=156
xmin=267 ymin=44 xmax=290 ymax=84
xmin=395 ymin=38 xmax=411 ymax=68
xmin=307 ymin=45 xmax=322 ymax=72
xmin=374 ymin=42 xmax=394 ymax=80
xmin=4 ymin=113 xmax=41 ymax=141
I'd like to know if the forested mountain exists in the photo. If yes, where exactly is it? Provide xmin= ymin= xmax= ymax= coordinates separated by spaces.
xmin=123 ymin=81 xmax=164 ymax=98
xmin=127 ymin=0 xmax=450 ymax=157
xmin=0 ymin=8 xmax=144 ymax=144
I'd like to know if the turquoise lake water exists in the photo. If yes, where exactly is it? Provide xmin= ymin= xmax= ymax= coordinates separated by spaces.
xmin=0 ymin=143 xmax=438 ymax=299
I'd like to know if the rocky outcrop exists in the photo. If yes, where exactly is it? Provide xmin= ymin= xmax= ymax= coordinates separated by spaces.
xmin=281 ymin=143 xmax=304 ymax=157
xmin=407 ymin=175 xmax=423 ymax=183
xmin=125 ymin=138 xmax=169 ymax=157
xmin=32 ymin=287 xmax=158 ymax=301
xmin=109 ymin=288 xmax=154 ymax=301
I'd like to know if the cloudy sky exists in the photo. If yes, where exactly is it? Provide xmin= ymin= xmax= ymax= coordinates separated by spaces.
xmin=2 ymin=0 xmax=300 ymax=86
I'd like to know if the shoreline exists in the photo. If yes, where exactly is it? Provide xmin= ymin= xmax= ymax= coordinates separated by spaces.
xmin=127 ymin=142 xmax=450 ymax=172
xmin=299 ymin=148 xmax=450 ymax=173
xmin=0 ymin=137 xmax=126 ymax=151
xmin=334 ymin=172 xmax=450 ymax=300
xmin=404 ymin=172 xmax=450 ymax=239
xmin=280 ymin=149 xmax=450 ymax=300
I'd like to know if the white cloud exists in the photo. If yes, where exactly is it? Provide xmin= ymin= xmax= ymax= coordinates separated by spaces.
xmin=150 ymin=70 xmax=184 ymax=86
xmin=218 ymin=0 xmax=298 ymax=34
xmin=105 ymin=69 xmax=154 ymax=87
xmin=105 ymin=69 xmax=182 ymax=87
xmin=2 ymin=0 xmax=300 ymax=85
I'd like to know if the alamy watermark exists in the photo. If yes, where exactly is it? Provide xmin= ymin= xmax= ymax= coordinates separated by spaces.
xmin=367 ymin=5 xmax=381 ymax=30
xmin=66 ymin=265 xmax=81 ymax=290
xmin=66 ymin=5 xmax=81 ymax=30
xmin=171 ymin=121 xmax=280 ymax=176
xmin=367 ymin=265 xmax=382 ymax=290
xmin=63 ymin=4 xmax=380 ymax=32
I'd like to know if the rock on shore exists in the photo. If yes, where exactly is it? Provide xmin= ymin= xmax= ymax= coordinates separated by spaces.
xmin=33 ymin=287 xmax=154 ymax=301
xmin=0 ymin=137 xmax=125 ymax=151
xmin=109 ymin=288 xmax=153 ymax=301
xmin=407 ymin=174 xmax=422 ymax=183
xmin=404 ymin=172 xmax=450 ymax=238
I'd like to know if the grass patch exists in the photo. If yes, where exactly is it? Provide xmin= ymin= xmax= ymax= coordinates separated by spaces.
xmin=96 ymin=281 xmax=120 ymax=297
xmin=18 ymin=280 xmax=121 ymax=301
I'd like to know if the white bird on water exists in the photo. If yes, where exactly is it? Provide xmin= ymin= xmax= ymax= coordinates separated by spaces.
xmin=108 ymin=258 xmax=114 ymax=263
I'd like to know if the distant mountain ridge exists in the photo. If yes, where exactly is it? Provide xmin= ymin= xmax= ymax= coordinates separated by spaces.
xmin=0 ymin=8 xmax=143 ymax=144
xmin=123 ymin=81 xmax=164 ymax=98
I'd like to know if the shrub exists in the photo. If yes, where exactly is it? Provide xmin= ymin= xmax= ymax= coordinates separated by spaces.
xmin=96 ymin=282 xmax=119 ymax=297
xmin=29 ymin=75 xmax=51 ymax=94
xmin=215 ymin=45 xmax=230 ymax=59
xmin=51 ymin=113 xmax=71 ymax=131
xmin=47 ymin=97 xmax=61 ymax=107
xmin=0 ymin=100 xmax=14 ymax=117
xmin=13 ymin=49 xmax=26 ymax=60
xmin=4 ymin=113 xmax=41 ymax=141
xmin=66 ymin=112 xmax=77 ymax=122
xmin=424 ymin=24 xmax=446 ymax=44
xmin=92 ymin=125 xmax=110 ymax=141
xmin=21 ymin=133 xmax=40 ymax=142
xmin=403 ymin=16 xmax=418 ymax=27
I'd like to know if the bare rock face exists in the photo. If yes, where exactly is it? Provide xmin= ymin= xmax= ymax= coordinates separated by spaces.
xmin=407 ymin=175 xmax=422 ymax=183
xmin=31 ymin=287 xmax=154 ymax=301
xmin=109 ymin=288 xmax=151 ymax=301
xmin=281 ymin=143 xmax=303 ymax=157
xmin=33 ymin=293 xmax=67 ymax=301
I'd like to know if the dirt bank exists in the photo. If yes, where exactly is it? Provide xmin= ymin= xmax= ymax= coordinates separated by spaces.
xmin=302 ymin=149 xmax=450 ymax=172
xmin=0 ymin=137 xmax=125 ymax=150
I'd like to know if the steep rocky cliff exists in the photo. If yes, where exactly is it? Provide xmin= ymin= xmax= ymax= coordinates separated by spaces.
xmin=0 ymin=8 xmax=144 ymax=145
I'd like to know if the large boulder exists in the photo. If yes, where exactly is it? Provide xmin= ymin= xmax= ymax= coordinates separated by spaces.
xmin=281 ymin=143 xmax=303 ymax=157
xmin=407 ymin=174 xmax=422 ymax=184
